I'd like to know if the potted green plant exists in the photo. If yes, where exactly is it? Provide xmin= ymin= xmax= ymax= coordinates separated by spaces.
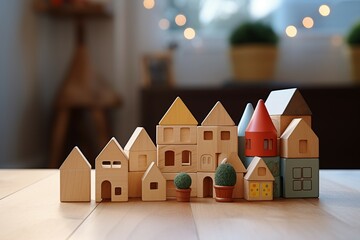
xmin=346 ymin=21 xmax=360 ymax=83
xmin=214 ymin=163 xmax=237 ymax=202
xmin=174 ymin=172 xmax=192 ymax=202
xmin=229 ymin=21 xmax=278 ymax=82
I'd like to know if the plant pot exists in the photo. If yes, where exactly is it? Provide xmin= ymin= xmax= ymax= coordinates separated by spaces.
xmin=175 ymin=188 xmax=191 ymax=202
xmin=230 ymin=45 xmax=277 ymax=82
xmin=349 ymin=47 xmax=360 ymax=84
xmin=214 ymin=185 xmax=234 ymax=202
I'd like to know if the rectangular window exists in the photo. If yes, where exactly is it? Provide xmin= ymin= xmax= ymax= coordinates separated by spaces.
xmin=180 ymin=127 xmax=190 ymax=142
xmin=115 ymin=187 xmax=122 ymax=195
xmin=139 ymin=155 xmax=147 ymax=169
xmin=165 ymin=151 xmax=175 ymax=166
xmin=246 ymin=139 xmax=251 ymax=149
xmin=102 ymin=161 xmax=111 ymax=168
xmin=112 ymin=161 xmax=121 ymax=168
xmin=221 ymin=131 xmax=230 ymax=140
xmin=164 ymin=128 xmax=173 ymax=142
xmin=258 ymin=167 xmax=266 ymax=176
xmin=150 ymin=182 xmax=158 ymax=190
xmin=264 ymin=139 xmax=269 ymax=150
xmin=299 ymin=140 xmax=308 ymax=153
xmin=182 ymin=150 xmax=191 ymax=166
xmin=204 ymin=131 xmax=213 ymax=140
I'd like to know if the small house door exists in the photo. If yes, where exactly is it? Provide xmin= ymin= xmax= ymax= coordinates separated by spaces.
xmin=203 ymin=177 xmax=213 ymax=198
xmin=101 ymin=180 xmax=111 ymax=201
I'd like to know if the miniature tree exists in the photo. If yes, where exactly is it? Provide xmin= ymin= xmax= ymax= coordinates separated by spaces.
xmin=174 ymin=172 xmax=192 ymax=202
xmin=214 ymin=163 xmax=237 ymax=202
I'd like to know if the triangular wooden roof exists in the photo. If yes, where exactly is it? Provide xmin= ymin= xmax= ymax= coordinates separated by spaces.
xmin=202 ymin=101 xmax=235 ymax=126
xmin=221 ymin=152 xmax=246 ymax=173
xmin=124 ymin=127 xmax=156 ymax=152
xmin=159 ymin=97 xmax=198 ymax=125
xmin=244 ymin=156 xmax=274 ymax=181
xmin=281 ymin=118 xmax=318 ymax=141
xmin=142 ymin=162 xmax=165 ymax=181
xmin=265 ymin=88 xmax=312 ymax=116
xmin=96 ymin=137 xmax=128 ymax=162
xmin=60 ymin=147 xmax=91 ymax=170
xmin=238 ymin=103 xmax=254 ymax=137
xmin=246 ymin=99 xmax=277 ymax=133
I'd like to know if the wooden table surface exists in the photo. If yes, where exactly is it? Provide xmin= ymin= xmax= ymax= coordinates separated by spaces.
xmin=0 ymin=170 xmax=359 ymax=240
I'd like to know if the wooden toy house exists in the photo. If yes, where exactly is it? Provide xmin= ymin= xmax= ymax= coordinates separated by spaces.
xmin=244 ymin=156 xmax=274 ymax=201
xmin=95 ymin=137 xmax=129 ymax=202
xmin=125 ymin=127 xmax=156 ymax=198
xmin=142 ymin=162 xmax=166 ymax=201
xmin=265 ymin=88 xmax=312 ymax=137
xmin=60 ymin=147 xmax=91 ymax=202
xmin=280 ymin=118 xmax=319 ymax=198
xmin=237 ymin=103 xmax=254 ymax=163
xmin=245 ymin=99 xmax=277 ymax=157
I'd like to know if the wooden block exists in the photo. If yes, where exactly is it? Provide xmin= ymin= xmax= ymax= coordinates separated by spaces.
xmin=142 ymin=162 xmax=166 ymax=201
xmin=162 ymin=173 xmax=197 ymax=198
xmin=237 ymin=103 xmax=254 ymax=137
xmin=124 ymin=127 xmax=156 ymax=152
xmin=60 ymin=147 xmax=91 ymax=202
xmin=245 ymin=100 xmax=278 ymax=157
xmin=95 ymin=138 xmax=129 ymax=202
xmin=281 ymin=157 xmax=319 ymax=198
xmin=156 ymin=125 xmax=197 ymax=145
xmin=280 ymin=118 xmax=319 ymax=158
xmin=125 ymin=151 xmax=156 ymax=172
xmin=196 ymin=172 xmax=215 ymax=198
xmin=157 ymin=144 xmax=197 ymax=173
xmin=128 ymin=171 xmax=144 ymax=198
xmin=270 ymin=115 xmax=312 ymax=137
xmin=159 ymin=97 xmax=198 ymax=125
xmin=273 ymin=176 xmax=281 ymax=198
xmin=201 ymin=101 xmax=235 ymax=126
xmin=219 ymin=152 xmax=246 ymax=173
xmin=262 ymin=156 xmax=280 ymax=177
xmin=238 ymin=136 xmax=246 ymax=163
xmin=244 ymin=156 xmax=274 ymax=201
xmin=197 ymin=126 xmax=238 ymax=172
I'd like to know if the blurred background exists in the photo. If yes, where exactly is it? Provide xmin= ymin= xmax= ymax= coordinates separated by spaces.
xmin=1 ymin=0 xmax=360 ymax=169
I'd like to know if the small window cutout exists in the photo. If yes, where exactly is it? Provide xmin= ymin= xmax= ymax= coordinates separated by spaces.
xmin=112 ymin=161 xmax=121 ymax=168
xmin=182 ymin=150 xmax=191 ymax=166
xmin=115 ymin=187 xmax=122 ymax=195
xmin=102 ymin=161 xmax=111 ymax=168
xmin=264 ymin=139 xmax=269 ymax=150
xmin=299 ymin=140 xmax=308 ymax=153
xmin=258 ymin=167 xmax=266 ymax=176
xmin=246 ymin=139 xmax=251 ymax=149
xmin=150 ymin=182 xmax=158 ymax=190
xmin=221 ymin=131 xmax=230 ymax=140
xmin=180 ymin=128 xmax=190 ymax=142
xmin=165 ymin=151 xmax=175 ymax=166
xmin=204 ymin=131 xmax=213 ymax=140
xmin=164 ymin=128 xmax=174 ymax=142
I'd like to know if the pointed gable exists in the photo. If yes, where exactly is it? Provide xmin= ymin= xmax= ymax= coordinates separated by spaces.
xmin=124 ymin=127 xmax=156 ymax=152
xmin=142 ymin=162 xmax=165 ymax=182
xmin=281 ymin=118 xmax=317 ymax=140
xmin=222 ymin=152 xmax=246 ymax=173
xmin=244 ymin=157 xmax=274 ymax=181
xmin=202 ymin=101 xmax=235 ymax=126
xmin=238 ymin=103 xmax=254 ymax=136
xmin=60 ymin=147 xmax=91 ymax=170
xmin=96 ymin=137 xmax=128 ymax=162
xmin=159 ymin=97 xmax=198 ymax=125
xmin=246 ymin=99 xmax=277 ymax=133
xmin=265 ymin=88 xmax=312 ymax=116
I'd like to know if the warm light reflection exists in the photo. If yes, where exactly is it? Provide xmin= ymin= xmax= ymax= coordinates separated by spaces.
xmin=319 ymin=5 xmax=330 ymax=16
xmin=184 ymin=28 xmax=196 ymax=40
xmin=302 ymin=17 xmax=314 ymax=29
xmin=159 ymin=18 xmax=170 ymax=30
xmin=175 ymin=14 xmax=187 ymax=27
xmin=143 ymin=0 xmax=155 ymax=10
xmin=286 ymin=25 xmax=297 ymax=38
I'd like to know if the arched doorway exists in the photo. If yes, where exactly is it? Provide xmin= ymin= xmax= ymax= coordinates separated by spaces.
xmin=101 ymin=180 xmax=111 ymax=201
xmin=203 ymin=177 xmax=213 ymax=198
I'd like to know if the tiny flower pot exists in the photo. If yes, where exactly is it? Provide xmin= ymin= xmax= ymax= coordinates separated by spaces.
xmin=175 ymin=188 xmax=191 ymax=202
xmin=214 ymin=185 xmax=234 ymax=202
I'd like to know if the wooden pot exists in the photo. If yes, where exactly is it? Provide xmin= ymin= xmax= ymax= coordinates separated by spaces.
xmin=214 ymin=185 xmax=234 ymax=202
xmin=175 ymin=188 xmax=191 ymax=202
xmin=230 ymin=45 xmax=277 ymax=82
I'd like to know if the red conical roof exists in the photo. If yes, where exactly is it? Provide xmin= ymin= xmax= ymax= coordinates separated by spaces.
xmin=246 ymin=99 xmax=277 ymax=133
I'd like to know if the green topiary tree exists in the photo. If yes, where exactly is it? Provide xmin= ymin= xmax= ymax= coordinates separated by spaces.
xmin=347 ymin=21 xmax=360 ymax=46
xmin=229 ymin=21 xmax=278 ymax=46
xmin=215 ymin=163 xmax=237 ymax=186
xmin=174 ymin=172 xmax=192 ymax=189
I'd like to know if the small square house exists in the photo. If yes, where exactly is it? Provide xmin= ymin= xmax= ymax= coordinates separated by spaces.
xmin=244 ymin=156 xmax=275 ymax=201
xmin=142 ymin=162 xmax=166 ymax=201
xmin=60 ymin=147 xmax=91 ymax=202
xmin=96 ymin=137 xmax=129 ymax=202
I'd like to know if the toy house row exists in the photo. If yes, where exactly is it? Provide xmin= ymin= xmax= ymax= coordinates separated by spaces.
xmin=60 ymin=88 xmax=319 ymax=202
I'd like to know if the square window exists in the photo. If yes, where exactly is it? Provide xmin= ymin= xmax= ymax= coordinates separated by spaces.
xmin=293 ymin=181 xmax=302 ymax=191
xmin=204 ymin=131 xmax=213 ymax=140
xmin=303 ymin=180 xmax=312 ymax=191
xmin=258 ymin=167 xmax=266 ymax=176
xmin=150 ymin=182 xmax=158 ymax=190
xmin=302 ymin=167 xmax=312 ymax=178
xmin=115 ymin=187 xmax=122 ymax=195
xmin=221 ymin=131 xmax=230 ymax=140
xmin=293 ymin=168 xmax=302 ymax=179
